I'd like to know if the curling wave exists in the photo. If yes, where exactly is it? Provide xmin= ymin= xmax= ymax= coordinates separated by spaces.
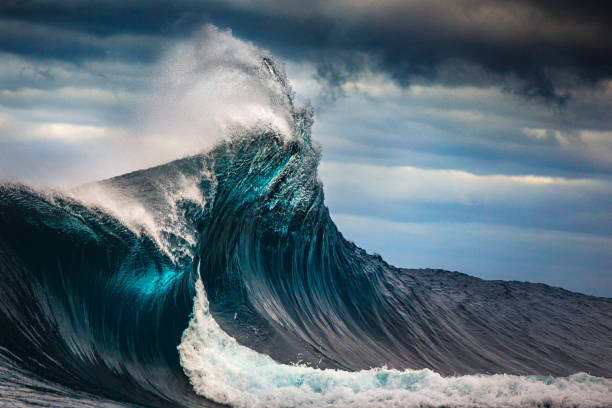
xmin=0 ymin=56 xmax=611 ymax=408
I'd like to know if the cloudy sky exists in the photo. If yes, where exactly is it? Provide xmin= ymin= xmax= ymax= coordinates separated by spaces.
xmin=1 ymin=1 xmax=611 ymax=296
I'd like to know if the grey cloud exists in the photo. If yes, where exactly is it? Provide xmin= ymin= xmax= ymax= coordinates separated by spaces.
xmin=1 ymin=1 xmax=611 ymax=103
xmin=319 ymin=162 xmax=612 ymax=235
xmin=332 ymin=214 xmax=612 ymax=297
xmin=0 ymin=53 xmax=151 ymax=93
xmin=0 ymin=19 xmax=168 ymax=63
xmin=296 ymin=71 xmax=612 ymax=178
xmin=202 ymin=0 xmax=612 ymax=103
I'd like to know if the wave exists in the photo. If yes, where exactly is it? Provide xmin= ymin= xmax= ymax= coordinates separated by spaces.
xmin=1 ymin=56 xmax=611 ymax=408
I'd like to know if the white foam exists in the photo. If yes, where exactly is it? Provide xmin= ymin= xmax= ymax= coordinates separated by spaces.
xmin=178 ymin=276 xmax=611 ymax=408
xmin=140 ymin=24 xmax=296 ymax=165
xmin=70 ymin=171 xmax=208 ymax=264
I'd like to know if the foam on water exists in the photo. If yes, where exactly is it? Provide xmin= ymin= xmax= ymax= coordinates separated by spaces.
xmin=70 ymin=165 xmax=210 ymax=264
xmin=179 ymin=275 xmax=612 ymax=408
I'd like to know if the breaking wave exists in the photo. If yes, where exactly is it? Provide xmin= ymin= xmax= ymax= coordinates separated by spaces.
xmin=1 ymin=36 xmax=611 ymax=408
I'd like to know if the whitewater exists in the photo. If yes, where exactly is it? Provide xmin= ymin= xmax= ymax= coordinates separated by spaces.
xmin=180 ymin=277 xmax=610 ymax=408
xmin=0 ymin=26 xmax=611 ymax=408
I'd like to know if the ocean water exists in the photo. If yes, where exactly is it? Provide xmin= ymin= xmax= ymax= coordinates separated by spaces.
xmin=0 ymin=53 xmax=610 ymax=408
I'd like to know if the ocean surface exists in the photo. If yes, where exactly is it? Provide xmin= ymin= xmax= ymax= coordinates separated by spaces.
xmin=1 ymin=57 xmax=611 ymax=408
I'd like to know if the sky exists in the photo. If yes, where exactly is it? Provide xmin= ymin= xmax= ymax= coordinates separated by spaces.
xmin=1 ymin=0 xmax=611 ymax=296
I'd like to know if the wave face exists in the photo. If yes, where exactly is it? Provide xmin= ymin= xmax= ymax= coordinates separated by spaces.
xmin=1 ymin=57 xmax=611 ymax=407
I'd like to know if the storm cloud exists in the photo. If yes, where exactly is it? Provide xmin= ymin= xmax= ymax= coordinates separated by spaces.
xmin=2 ymin=0 xmax=612 ymax=102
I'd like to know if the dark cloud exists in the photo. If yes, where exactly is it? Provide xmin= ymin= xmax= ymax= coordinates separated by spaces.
xmin=211 ymin=0 xmax=612 ymax=103
xmin=0 ymin=19 xmax=167 ymax=63
xmin=1 ymin=0 xmax=611 ymax=102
